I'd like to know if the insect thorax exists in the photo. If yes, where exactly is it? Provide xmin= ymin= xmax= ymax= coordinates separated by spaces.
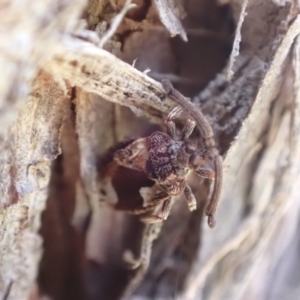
xmin=145 ymin=132 xmax=190 ymax=184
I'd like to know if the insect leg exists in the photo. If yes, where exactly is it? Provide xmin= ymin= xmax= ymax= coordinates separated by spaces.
xmin=165 ymin=106 xmax=183 ymax=139
xmin=195 ymin=165 xmax=215 ymax=180
xmin=205 ymin=155 xmax=223 ymax=228
xmin=138 ymin=191 xmax=171 ymax=223
xmin=182 ymin=119 xmax=196 ymax=140
xmin=183 ymin=185 xmax=197 ymax=211
xmin=140 ymin=197 xmax=172 ymax=223
xmin=157 ymin=198 xmax=172 ymax=220
xmin=113 ymin=138 xmax=147 ymax=172
xmin=162 ymin=79 xmax=214 ymax=142
xmin=128 ymin=190 xmax=170 ymax=217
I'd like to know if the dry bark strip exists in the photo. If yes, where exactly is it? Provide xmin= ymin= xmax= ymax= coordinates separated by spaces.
xmin=0 ymin=72 xmax=71 ymax=299
xmin=181 ymin=13 xmax=300 ymax=300
xmin=45 ymin=38 xmax=176 ymax=123
xmin=0 ymin=1 xmax=86 ymax=295
xmin=0 ymin=0 xmax=300 ymax=299
xmin=153 ymin=0 xmax=187 ymax=42
xmin=0 ymin=0 xmax=86 ymax=137
xmin=135 ymin=3 xmax=300 ymax=300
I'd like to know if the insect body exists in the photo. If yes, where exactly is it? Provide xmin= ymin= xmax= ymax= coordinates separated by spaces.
xmin=113 ymin=80 xmax=223 ymax=228
xmin=99 ymin=81 xmax=222 ymax=227
xmin=97 ymin=81 xmax=223 ymax=298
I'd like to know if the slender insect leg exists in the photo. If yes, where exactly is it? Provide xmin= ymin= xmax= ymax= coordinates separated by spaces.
xmin=184 ymin=185 xmax=197 ymax=211
xmin=196 ymin=167 xmax=215 ymax=180
xmin=162 ymin=79 xmax=214 ymax=141
xmin=205 ymin=155 xmax=223 ymax=228
xmin=144 ymin=190 xmax=170 ymax=206
xmin=129 ymin=190 xmax=170 ymax=217
xmin=113 ymin=138 xmax=147 ymax=172
xmin=165 ymin=106 xmax=183 ymax=139
xmin=157 ymin=198 xmax=172 ymax=220
xmin=182 ymin=119 xmax=196 ymax=140
xmin=139 ymin=191 xmax=171 ymax=223
xmin=140 ymin=198 xmax=172 ymax=223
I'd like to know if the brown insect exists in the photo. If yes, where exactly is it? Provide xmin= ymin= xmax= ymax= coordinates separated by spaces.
xmin=96 ymin=81 xmax=223 ymax=298
xmin=109 ymin=80 xmax=223 ymax=228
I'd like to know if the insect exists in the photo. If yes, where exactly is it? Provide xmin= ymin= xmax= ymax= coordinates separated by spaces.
xmin=111 ymin=80 xmax=223 ymax=228
xmin=97 ymin=80 xmax=223 ymax=297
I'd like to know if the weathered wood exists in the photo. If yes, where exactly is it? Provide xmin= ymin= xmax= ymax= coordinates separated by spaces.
xmin=1 ymin=0 xmax=300 ymax=300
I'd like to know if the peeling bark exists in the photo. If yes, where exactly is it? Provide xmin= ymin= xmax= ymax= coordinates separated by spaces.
xmin=1 ymin=1 xmax=300 ymax=300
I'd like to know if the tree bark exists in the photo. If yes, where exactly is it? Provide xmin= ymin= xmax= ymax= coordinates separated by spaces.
xmin=1 ymin=0 xmax=300 ymax=300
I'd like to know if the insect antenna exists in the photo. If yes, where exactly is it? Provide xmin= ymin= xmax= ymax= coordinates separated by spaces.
xmin=161 ymin=79 xmax=214 ymax=144
xmin=205 ymin=155 xmax=223 ymax=228
xmin=161 ymin=79 xmax=223 ymax=228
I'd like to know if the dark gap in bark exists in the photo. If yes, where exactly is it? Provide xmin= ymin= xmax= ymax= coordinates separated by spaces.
xmin=38 ymin=105 xmax=87 ymax=300
xmin=170 ymin=0 xmax=234 ymax=97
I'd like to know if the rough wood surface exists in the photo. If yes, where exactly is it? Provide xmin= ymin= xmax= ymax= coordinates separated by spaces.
xmin=45 ymin=39 xmax=173 ymax=123
xmin=1 ymin=0 xmax=300 ymax=300
xmin=0 ymin=72 xmax=71 ymax=299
